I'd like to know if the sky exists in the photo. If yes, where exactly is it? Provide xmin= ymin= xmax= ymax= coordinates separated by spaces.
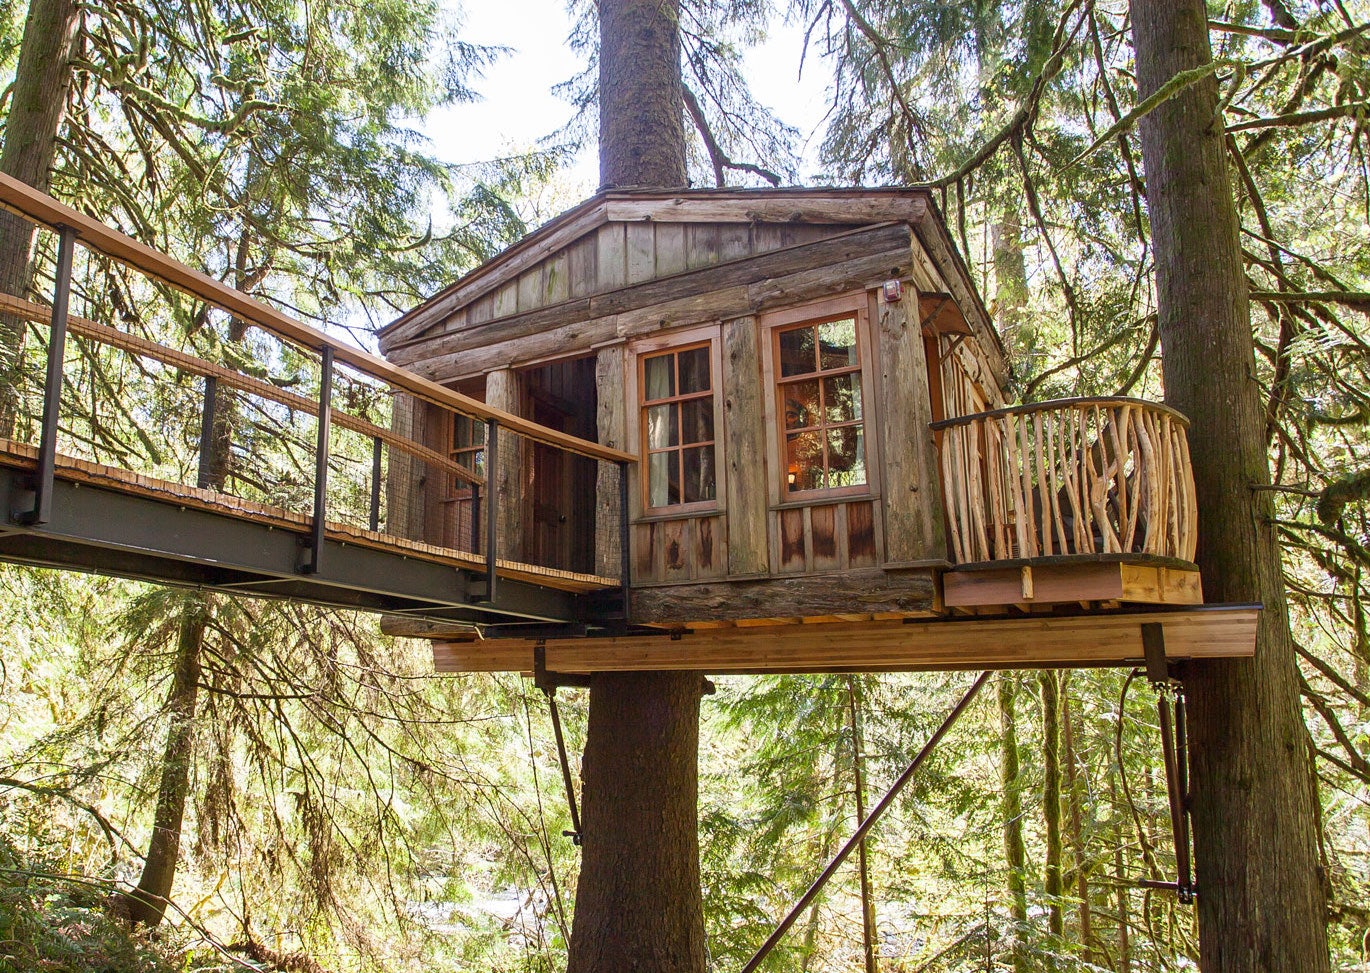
xmin=421 ymin=0 xmax=833 ymax=197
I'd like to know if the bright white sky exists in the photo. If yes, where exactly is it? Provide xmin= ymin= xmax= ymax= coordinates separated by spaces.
xmin=421 ymin=0 xmax=832 ymax=197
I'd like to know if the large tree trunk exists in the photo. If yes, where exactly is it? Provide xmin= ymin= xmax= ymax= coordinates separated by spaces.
xmin=567 ymin=672 xmax=706 ymax=972
xmin=998 ymin=673 xmax=1030 ymax=973
xmin=0 ymin=0 xmax=80 ymax=432
xmin=121 ymin=600 xmax=209 ymax=927
xmin=569 ymin=10 xmax=703 ymax=969
xmin=1131 ymin=2 xmax=1331 ymax=970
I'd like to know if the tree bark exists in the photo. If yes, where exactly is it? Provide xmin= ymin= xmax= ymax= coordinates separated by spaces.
xmin=598 ymin=0 xmax=686 ymax=192
xmin=1040 ymin=669 xmax=1063 ymax=957
xmin=567 ymin=671 xmax=706 ymax=972
xmin=1060 ymin=675 xmax=1094 ymax=966
xmin=1132 ymin=2 xmax=1331 ymax=970
xmin=121 ymin=600 xmax=209 ymax=927
xmin=846 ymin=676 xmax=878 ymax=973
xmin=998 ymin=673 xmax=1030 ymax=973
xmin=567 ymin=2 xmax=706 ymax=970
xmin=0 ymin=0 xmax=81 ymax=432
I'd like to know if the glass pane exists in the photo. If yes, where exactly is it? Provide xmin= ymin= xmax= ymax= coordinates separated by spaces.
xmin=779 ymin=326 xmax=817 ymax=377
xmin=648 ymin=451 xmax=680 ymax=507
xmin=680 ymin=397 xmax=714 ymax=445
xmin=827 ymin=426 xmax=866 ymax=488
xmin=785 ymin=430 xmax=824 ymax=493
xmin=678 ymin=347 xmax=711 ymax=394
xmin=682 ymin=446 xmax=716 ymax=503
xmin=646 ymin=403 xmax=678 ymax=449
xmin=818 ymin=318 xmax=858 ymax=370
xmin=643 ymin=353 xmax=675 ymax=401
xmin=781 ymin=379 xmax=819 ymax=429
xmin=822 ymin=373 xmax=862 ymax=424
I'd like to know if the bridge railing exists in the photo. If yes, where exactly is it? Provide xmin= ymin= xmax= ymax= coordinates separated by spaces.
xmin=932 ymin=397 xmax=1199 ymax=566
xmin=0 ymin=173 xmax=633 ymax=597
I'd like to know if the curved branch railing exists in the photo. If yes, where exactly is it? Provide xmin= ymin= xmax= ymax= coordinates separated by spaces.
xmin=933 ymin=397 xmax=1198 ymax=566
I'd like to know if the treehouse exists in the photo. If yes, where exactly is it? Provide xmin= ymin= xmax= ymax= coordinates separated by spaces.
xmin=379 ymin=187 xmax=1257 ymax=673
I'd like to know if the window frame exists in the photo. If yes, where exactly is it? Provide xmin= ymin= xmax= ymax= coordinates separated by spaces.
xmin=762 ymin=294 xmax=878 ymax=504
xmin=628 ymin=327 xmax=725 ymax=518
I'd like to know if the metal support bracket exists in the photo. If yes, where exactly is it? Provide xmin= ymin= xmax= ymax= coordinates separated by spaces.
xmin=534 ymin=641 xmax=584 ymax=846
xmin=1141 ymin=622 xmax=1196 ymax=904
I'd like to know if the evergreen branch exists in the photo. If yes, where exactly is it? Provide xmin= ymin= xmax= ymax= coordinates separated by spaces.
xmin=1229 ymin=101 xmax=1370 ymax=133
xmin=1067 ymin=61 xmax=1227 ymax=169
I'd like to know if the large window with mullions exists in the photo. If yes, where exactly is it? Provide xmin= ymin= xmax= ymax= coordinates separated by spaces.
xmin=775 ymin=314 xmax=868 ymax=496
xmin=640 ymin=342 xmax=718 ymax=510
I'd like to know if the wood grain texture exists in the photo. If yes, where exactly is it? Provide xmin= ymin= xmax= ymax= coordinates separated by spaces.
xmin=942 ymin=560 xmax=1202 ymax=608
xmin=595 ymin=346 xmax=627 ymax=579
xmin=431 ymin=606 xmax=1260 ymax=673
xmin=721 ymin=315 xmax=769 ymax=575
xmin=876 ymin=287 xmax=946 ymax=563
xmin=630 ymin=567 xmax=937 ymax=624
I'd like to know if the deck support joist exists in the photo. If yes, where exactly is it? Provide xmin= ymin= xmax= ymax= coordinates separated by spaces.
xmin=432 ymin=604 xmax=1260 ymax=674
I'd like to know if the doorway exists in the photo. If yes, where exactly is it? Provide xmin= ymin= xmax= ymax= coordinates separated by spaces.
xmin=521 ymin=355 xmax=599 ymax=574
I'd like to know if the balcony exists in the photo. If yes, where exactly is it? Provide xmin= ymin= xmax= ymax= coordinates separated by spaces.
xmin=933 ymin=398 xmax=1201 ymax=609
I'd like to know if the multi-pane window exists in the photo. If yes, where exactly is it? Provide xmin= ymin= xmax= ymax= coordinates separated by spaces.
xmin=776 ymin=316 xmax=867 ymax=495
xmin=449 ymin=414 xmax=486 ymax=483
xmin=641 ymin=344 xmax=716 ymax=508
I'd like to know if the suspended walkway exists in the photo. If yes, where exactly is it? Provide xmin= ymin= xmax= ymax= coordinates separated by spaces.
xmin=0 ymin=173 xmax=634 ymax=634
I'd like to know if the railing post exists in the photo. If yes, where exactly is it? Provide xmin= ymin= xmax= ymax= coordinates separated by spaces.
xmin=302 ymin=345 xmax=333 ymax=574
xmin=469 ymin=483 xmax=482 ymax=553
xmin=196 ymin=375 xmax=218 ymax=490
xmin=368 ymin=434 xmax=382 ymax=532
xmin=20 ymin=225 xmax=77 ymax=526
xmin=618 ymin=459 xmax=630 ymax=619
xmin=483 ymin=417 xmax=498 ymax=604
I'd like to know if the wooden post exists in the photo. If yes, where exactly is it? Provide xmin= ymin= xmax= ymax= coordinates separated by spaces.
xmin=722 ymin=314 xmax=768 ymax=575
xmin=876 ymin=283 xmax=945 ymax=563
xmin=485 ymin=367 xmax=523 ymax=562
xmin=595 ymin=346 xmax=626 ymax=579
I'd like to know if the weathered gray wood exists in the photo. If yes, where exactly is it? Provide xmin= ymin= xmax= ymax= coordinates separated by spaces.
xmin=686 ymin=224 xmax=721 ymax=269
xmin=544 ymin=249 xmax=570 ymax=305
xmin=516 ymin=266 xmax=542 ymax=314
xmin=876 ymin=287 xmax=947 ymax=564
xmin=390 ymin=224 xmax=913 ymax=364
xmin=630 ymin=567 xmax=937 ymax=624
xmin=595 ymin=346 xmax=627 ymax=578
xmin=485 ymin=368 xmax=523 ymax=561
xmin=493 ymin=280 xmax=518 ymax=318
xmin=596 ymin=223 xmax=627 ymax=290
xmin=626 ymin=222 xmax=655 ymax=284
xmin=654 ymin=222 xmax=687 ymax=277
xmin=385 ymin=392 xmax=427 ymax=541
xmin=722 ymin=315 xmax=769 ymax=576
xmin=379 ymin=615 xmax=480 ymax=639
xmin=568 ymin=235 xmax=599 ymax=299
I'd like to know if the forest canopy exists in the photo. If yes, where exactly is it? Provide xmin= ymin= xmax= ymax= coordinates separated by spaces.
xmin=1 ymin=0 xmax=1369 ymax=970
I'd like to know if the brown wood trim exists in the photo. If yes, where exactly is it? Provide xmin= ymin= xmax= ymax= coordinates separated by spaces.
xmin=431 ymin=605 xmax=1261 ymax=673
xmin=0 ymin=172 xmax=634 ymax=464
xmin=930 ymin=395 xmax=1192 ymax=429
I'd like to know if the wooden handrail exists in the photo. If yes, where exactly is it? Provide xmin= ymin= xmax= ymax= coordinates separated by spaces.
xmin=0 ymin=291 xmax=484 ymax=487
xmin=937 ymin=398 xmax=1198 ymax=565
xmin=931 ymin=395 xmax=1192 ymax=430
xmin=0 ymin=171 xmax=635 ymax=465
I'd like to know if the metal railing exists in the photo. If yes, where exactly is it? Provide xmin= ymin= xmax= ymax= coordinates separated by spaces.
xmin=933 ymin=397 xmax=1198 ymax=565
xmin=0 ymin=173 xmax=634 ymax=607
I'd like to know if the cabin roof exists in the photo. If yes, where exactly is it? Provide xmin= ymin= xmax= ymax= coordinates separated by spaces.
xmin=383 ymin=186 xmax=1007 ymax=387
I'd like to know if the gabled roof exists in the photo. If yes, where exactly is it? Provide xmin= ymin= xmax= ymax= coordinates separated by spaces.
xmin=382 ymin=186 xmax=1007 ymax=387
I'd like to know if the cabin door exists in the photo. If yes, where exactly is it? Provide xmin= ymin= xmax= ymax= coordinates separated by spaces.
xmin=522 ymin=356 xmax=599 ymax=575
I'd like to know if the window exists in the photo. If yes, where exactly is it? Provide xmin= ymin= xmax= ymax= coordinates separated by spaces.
xmin=775 ymin=315 xmax=867 ymax=496
xmin=640 ymin=343 xmax=717 ymax=509
xmin=449 ymin=413 xmax=486 ymax=485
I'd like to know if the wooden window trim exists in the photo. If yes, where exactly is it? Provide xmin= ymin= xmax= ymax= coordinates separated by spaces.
xmin=627 ymin=327 xmax=728 ymax=523
xmin=766 ymin=301 xmax=874 ymax=502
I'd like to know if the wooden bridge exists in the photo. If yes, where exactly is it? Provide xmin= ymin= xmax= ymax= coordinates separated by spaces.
xmin=0 ymin=173 xmax=1257 ymax=673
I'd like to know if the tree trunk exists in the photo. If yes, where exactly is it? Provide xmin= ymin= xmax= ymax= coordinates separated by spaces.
xmin=121 ymin=600 xmax=209 ymax=927
xmin=0 ymin=0 xmax=80 ymax=433
xmin=998 ymin=673 xmax=1030 ymax=973
xmin=1131 ymin=2 xmax=1331 ymax=970
xmin=567 ymin=671 xmax=706 ymax=972
xmin=1040 ymin=669 xmax=1063 ymax=958
xmin=846 ymin=676 xmax=878 ymax=973
xmin=597 ymin=0 xmax=686 ymax=192
xmin=567 ymin=1 xmax=706 ymax=970
xmin=1060 ymin=674 xmax=1094 ymax=966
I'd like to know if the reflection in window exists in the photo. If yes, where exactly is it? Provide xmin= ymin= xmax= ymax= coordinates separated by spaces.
xmin=776 ymin=316 xmax=866 ymax=494
xmin=450 ymin=414 xmax=486 ymax=486
xmin=641 ymin=344 xmax=716 ymax=508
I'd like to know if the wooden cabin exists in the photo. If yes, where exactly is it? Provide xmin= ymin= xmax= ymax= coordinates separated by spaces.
xmin=380 ymin=188 xmax=1233 ymax=672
